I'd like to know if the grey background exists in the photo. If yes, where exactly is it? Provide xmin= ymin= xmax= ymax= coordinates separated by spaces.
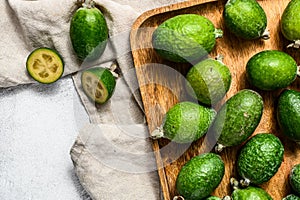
xmin=0 ymin=76 xmax=90 ymax=200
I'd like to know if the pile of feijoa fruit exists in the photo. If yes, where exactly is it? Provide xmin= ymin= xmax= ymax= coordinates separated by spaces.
xmin=151 ymin=0 xmax=300 ymax=199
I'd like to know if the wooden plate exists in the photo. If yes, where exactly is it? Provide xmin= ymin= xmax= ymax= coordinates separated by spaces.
xmin=130 ymin=0 xmax=300 ymax=199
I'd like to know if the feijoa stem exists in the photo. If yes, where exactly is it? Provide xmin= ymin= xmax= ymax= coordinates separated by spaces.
xmin=215 ymin=143 xmax=226 ymax=153
xmin=287 ymin=40 xmax=300 ymax=49
xmin=215 ymin=29 xmax=223 ymax=38
xmin=150 ymin=126 xmax=164 ymax=139
xmin=261 ymin=29 xmax=270 ymax=40
xmin=173 ymin=196 xmax=185 ymax=200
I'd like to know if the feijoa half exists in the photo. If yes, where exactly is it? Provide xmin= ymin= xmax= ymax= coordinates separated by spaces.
xmin=152 ymin=14 xmax=222 ymax=63
xmin=81 ymin=67 xmax=116 ymax=104
xmin=186 ymin=57 xmax=232 ymax=105
xmin=277 ymin=89 xmax=300 ymax=142
xmin=26 ymin=47 xmax=64 ymax=84
xmin=246 ymin=50 xmax=298 ymax=91
xmin=151 ymin=101 xmax=216 ymax=143
xmin=224 ymin=0 xmax=269 ymax=40
xmin=237 ymin=133 xmax=284 ymax=186
xmin=175 ymin=153 xmax=225 ymax=200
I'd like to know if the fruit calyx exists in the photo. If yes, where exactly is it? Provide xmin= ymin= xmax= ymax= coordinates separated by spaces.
xmin=215 ymin=143 xmax=226 ymax=153
xmin=173 ymin=196 xmax=185 ymax=200
xmin=297 ymin=66 xmax=300 ymax=77
xmin=261 ymin=29 xmax=270 ymax=40
xmin=287 ymin=40 xmax=300 ymax=49
xmin=215 ymin=29 xmax=223 ymax=38
xmin=78 ymin=0 xmax=95 ymax=9
xmin=150 ymin=126 xmax=164 ymax=139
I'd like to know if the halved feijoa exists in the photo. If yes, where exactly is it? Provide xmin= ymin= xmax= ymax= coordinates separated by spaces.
xmin=81 ymin=67 xmax=116 ymax=104
xmin=26 ymin=47 xmax=64 ymax=84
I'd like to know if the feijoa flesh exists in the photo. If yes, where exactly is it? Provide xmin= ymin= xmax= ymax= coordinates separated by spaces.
xmin=186 ymin=57 xmax=232 ymax=105
xmin=151 ymin=101 xmax=216 ymax=143
xmin=211 ymin=89 xmax=263 ymax=152
xmin=231 ymin=186 xmax=273 ymax=200
xmin=281 ymin=0 xmax=300 ymax=48
xmin=290 ymin=164 xmax=300 ymax=195
xmin=237 ymin=133 xmax=284 ymax=185
xmin=70 ymin=2 xmax=108 ymax=61
xmin=246 ymin=50 xmax=298 ymax=91
xmin=224 ymin=0 xmax=269 ymax=40
xmin=277 ymin=89 xmax=300 ymax=142
xmin=175 ymin=153 xmax=225 ymax=200
xmin=152 ymin=14 xmax=222 ymax=63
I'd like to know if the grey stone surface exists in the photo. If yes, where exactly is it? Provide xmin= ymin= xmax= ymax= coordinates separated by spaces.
xmin=0 ymin=76 xmax=90 ymax=200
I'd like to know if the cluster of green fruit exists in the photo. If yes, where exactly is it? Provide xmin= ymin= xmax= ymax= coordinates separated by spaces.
xmin=151 ymin=0 xmax=300 ymax=199
xmin=25 ymin=0 xmax=116 ymax=105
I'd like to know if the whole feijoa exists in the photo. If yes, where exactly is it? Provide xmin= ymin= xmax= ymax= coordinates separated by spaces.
xmin=231 ymin=186 xmax=273 ymax=200
xmin=277 ymin=89 xmax=300 ymax=142
xmin=186 ymin=57 xmax=232 ymax=105
xmin=151 ymin=101 xmax=216 ymax=143
xmin=70 ymin=2 xmax=108 ymax=61
xmin=152 ymin=14 xmax=222 ymax=63
xmin=283 ymin=194 xmax=300 ymax=200
xmin=246 ymin=50 xmax=298 ymax=91
xmin=176 ymin=153 xmax=225 ymax=200
xmin=237 ymin=133 xmax=284 ymax=185
xmin=224 ymin=0 xmax=269 ymax=40
xmin=211 ymin=89 xmax=263 ymax=152
xmin=205 ymin=196 xmax=221 ymax=200
xmin=281 ymin=0 xmax=300 ymax=48
xmin=290 ymin=164 xmax=300 ymax=195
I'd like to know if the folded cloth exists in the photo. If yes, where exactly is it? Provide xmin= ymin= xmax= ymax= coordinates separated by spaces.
xmin=4 ymin=0 xmax=186 ymax=199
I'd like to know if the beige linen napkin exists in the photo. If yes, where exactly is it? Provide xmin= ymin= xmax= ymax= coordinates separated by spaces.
xmin=4 ymin=0 xmax=186 ymax=199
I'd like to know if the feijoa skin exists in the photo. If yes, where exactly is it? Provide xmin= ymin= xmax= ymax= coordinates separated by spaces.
xmin=246 ymin=50 xmax=298 ymax=91
xmin=231 ymin=186 xmax=273 ymax=200
xmin=277 ymin=89 xmax=300 ymax=142
xmin=211 ymin=89 xmax=263 ymax=152
xmin=224 ymin=0 xmax=269 ymax=40
xmin=151 ymin=102 xmax=216 ymax=143
xmin=152 ymin=14 xmax=222 ymax=63
xmin=205 ymin=196 xmax=221 ymax=200
xmin=176 ymin=153 xmax=225 ymax=200
xmin=283 ymin=194 xmax=300 ymax=200
xmin=237 ymin=133 xmax=284 ymax=185
xmin=70 ymin=5 xmax=108 ymax=61
xmin=281 ymin=0 xmax=300 ymax=48
xmin=186 ymin=58 xmax=232 ymax=105
xmin=290 ymin=164 xmax=300 ymax=195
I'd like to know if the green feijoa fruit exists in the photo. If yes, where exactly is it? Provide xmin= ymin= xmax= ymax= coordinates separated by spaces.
xmin=277 ymin=89 xmax=300 ymax=142
xmin=152 ymin=14 xmax=222 ymax=63
xmin=231 ymin=186 xmax=273 ymax=200
xmin=237 ymin=133 xmax=284 ymax=185
xmin=81 ymin=67 xmax=116 ymax=104
xmin=70 ymin=3 xmax=108 ymax=61
xmin=281 ymin=0 xmax=300 ymax=48
xmin=224 ymin=0 xmax=269 ymax=40
xmin=290 ymin=164 xmax=300 ymax=195
xmin=151 ymin=101 xmax=216 ymax=143
xmin=26 ymin=47 xmax=64 ymax=84
xmin=176 ymin=153 xmax=225 ymax=200
xmin=283 ymin=194 xmax=300 ymax=200
xmin=186 ymin=57 xmax=232 ymax=105
xmin=246 ymin=50 xmax=298 ymax=91
xmin=212 ymin=89 xmax=263 ymax=152
xmin=205 ymin=196 xmax=222 ymax=200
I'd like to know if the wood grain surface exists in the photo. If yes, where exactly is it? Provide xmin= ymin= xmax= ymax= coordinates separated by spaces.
xmin=130 ymin=0 xmax=300 ymax=199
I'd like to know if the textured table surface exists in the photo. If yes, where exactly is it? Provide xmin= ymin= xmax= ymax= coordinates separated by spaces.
xmin=0 ymin=76 xmax=90 ymax=200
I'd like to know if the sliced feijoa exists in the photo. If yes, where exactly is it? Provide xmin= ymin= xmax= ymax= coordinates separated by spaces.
xmin=281 ymin=0 xmax=300 ymax=48
xmin=151 ymin=101 xmax=216 ymax=143
xmin=224 ymin=0 xmax=269 ymax=40
xmin=246 ymin=50 xmax=298 ymax=91
xmin=81 ymin=67 xmax=116 ymax=104
xmin=175 ymin=153 xmax=225 ymax=200
xmin=152 ymin=14 xmax=222 ymax=63
xmin=237 ymin=133 xmax=284 ymax=185
xmin=290 ymin=164 xmax=300 ymax=195
xmin=186 ymin=57 xmax=232 ymax=105
xmin=26 ymin=47 xmax=64 ymax=84
xmin=211 ymin=89 xmax=263 ymax=152
xmin=231 ymin=186 xmax=273 ymax=200
xmin=277 ymin=89 xmax=300 ymax=142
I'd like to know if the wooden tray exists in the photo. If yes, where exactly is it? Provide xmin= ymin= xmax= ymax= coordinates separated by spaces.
xmin=130 ymin=0 xmax=300 ymax=199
